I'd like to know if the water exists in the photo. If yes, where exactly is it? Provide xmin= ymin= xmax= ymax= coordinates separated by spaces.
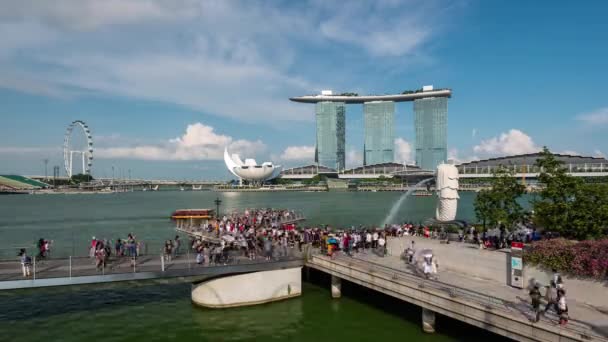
xmin=0 ymin=191 xmax=479 ymax=258
xmin=382 ymin=178 xmax=434 ymax=226
xmin=0 ymin=191 xmax=513 ymax=341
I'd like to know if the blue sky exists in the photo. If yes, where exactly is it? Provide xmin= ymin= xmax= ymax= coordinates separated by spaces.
xmin=0 ymin=0 xmax=606 ymax=180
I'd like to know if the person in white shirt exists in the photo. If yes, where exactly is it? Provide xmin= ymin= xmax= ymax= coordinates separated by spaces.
xmin=377 ymin=235 xmax=386 ymax=257
xmin=372 ymin=231 xmax=379 ymax=249
xmin=366 ymin=232 xmax=372 ymax=250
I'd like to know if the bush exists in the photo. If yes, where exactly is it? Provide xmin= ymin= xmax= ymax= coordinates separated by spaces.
xmin=525 ymin=238 xmax=608 ymax=279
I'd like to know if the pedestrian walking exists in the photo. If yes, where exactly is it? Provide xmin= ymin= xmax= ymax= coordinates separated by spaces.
xmin=173 ymin=235 xmax=181 ymax=257
xmin=18 ymin=248 xmax=31 ymax=277
xmin=544 ymin=281 xmax=559 ymax=315
xmin=529 ymin=284 xmax=542 ymax=323
xmin=558 ymin=289 xmax=569 ymax=325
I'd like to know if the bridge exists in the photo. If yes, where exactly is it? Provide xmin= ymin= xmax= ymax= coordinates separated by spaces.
xmin=0 ymin=253 xmax=303 ymax=290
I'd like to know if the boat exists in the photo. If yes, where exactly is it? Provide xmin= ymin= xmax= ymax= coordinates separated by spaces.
xmin=413 ymin=190 xmax=433 ymax=197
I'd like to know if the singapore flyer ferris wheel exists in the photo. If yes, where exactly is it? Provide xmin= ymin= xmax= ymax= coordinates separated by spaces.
xmin=64 ymin=120 xmax=93 ymax=178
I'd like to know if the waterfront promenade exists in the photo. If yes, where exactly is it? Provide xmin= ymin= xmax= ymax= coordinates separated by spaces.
xmin=307 ymin=251 xmax=608 ymax=342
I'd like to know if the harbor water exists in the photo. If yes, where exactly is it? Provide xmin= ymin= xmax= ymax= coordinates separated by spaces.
xmin=0 ymin=191 xmax=514 ymax=341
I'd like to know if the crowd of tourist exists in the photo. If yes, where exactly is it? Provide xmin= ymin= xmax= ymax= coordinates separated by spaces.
xmin=87 ymin=234 xmax=141 ymax=270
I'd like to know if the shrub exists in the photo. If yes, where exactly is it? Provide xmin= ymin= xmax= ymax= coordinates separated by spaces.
xmin=525 ymin=238 xmax=608 ymax=279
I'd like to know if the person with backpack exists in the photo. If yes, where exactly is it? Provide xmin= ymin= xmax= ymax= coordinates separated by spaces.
xmin=544 ymin=281 xmax=559 ymax=315
xmin=529 ymin=284 xmax=542 ymax=323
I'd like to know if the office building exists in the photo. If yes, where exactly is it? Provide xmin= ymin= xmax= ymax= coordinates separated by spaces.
xmin=315 ymin=101 xmax=345 ymax=170
xmin=363 ymin=101 xmax=395 ymax=165
xmin=414 ymin=97 xmax=448 ymax=170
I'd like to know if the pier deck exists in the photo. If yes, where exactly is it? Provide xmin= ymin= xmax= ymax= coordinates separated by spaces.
xmin=0 ymin=254 xmax=303 ymax=290
xmin=307 ymin=252 xmax=608 ymax=342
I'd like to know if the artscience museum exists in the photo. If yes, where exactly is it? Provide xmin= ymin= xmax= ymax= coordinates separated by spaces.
xmin=224 ymin=148 xmax=282 ymax=182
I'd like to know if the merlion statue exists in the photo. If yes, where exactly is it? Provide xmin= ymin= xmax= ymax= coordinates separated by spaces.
xmin=435 ymin=163 xmax=459 ymax=221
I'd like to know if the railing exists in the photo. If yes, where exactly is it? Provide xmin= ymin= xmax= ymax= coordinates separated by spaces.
xmin=0 ymin=239 xmax=170 ymax=261
xmin=0 ymin=246 xmax=304 ymax=284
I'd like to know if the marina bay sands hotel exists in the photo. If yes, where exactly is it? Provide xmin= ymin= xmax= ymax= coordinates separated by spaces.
xmin=289 ymin=86 xmax=452 ymax=171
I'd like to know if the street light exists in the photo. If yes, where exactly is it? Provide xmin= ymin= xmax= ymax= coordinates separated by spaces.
xmin=214 ymin=197 xmax=222 ymax=218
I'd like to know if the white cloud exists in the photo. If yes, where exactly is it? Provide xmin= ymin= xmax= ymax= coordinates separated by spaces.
xmin=447 ymin=148 xmax=478 ymax=165
xmin=0 ymin=147 xmax=60 ymax=154
xmin=560 ymin=150 xmax=580 ymax=156
xmin=317 ymin=1 xmax=444 ymax=57
xmin=0 ymin=1 xmax=461 ymax=122
xmin=95 ymin=122 xmax=266 ymax=161
xmin=280 ymin=146 xmax=315 ymax=161
xmin=472 ymin=128 xmax=477 ymax=138
xmin=394 ymin=138 xmax=413 ymax=163
xmin=576 ymin=107 xmax=608 ymax=125
xmin=594 ymin=149 xmax=606 ymax=158
xmin=473 ymin=129 xmax=540 ymax=156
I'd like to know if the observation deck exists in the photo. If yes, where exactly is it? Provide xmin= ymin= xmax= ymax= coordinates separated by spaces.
xmin=289 ymin=89 xmax=452 ymax=104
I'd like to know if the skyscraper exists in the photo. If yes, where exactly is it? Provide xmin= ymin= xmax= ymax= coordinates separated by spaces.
xmin=315 ymin=101 xmax=345 ymax=170
xmin=363 ymin=101 xmax=394 ymax=165
xmin=414 ymin=97 xmax=448 ymax=170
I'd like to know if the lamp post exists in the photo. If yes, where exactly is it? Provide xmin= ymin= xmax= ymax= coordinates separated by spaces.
xmin=214 ymin=197 xmax=222 ymax=218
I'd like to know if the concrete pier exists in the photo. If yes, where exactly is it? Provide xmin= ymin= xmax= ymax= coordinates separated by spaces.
xmin=331 ymin=274 xmax=341 ymax=298
xmin=421 ymin=308 xmax=436 ymax=333
xmin=192 ymin=267 xmax=302 ymax=308
xmin=307 ymin=253 xmax=608 ymax=342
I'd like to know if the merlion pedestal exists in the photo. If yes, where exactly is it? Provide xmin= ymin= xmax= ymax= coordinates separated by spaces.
xmin=435 ymin=163 xmax=459 ymax=222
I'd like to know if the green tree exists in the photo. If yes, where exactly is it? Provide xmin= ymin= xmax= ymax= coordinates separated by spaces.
xmin=533 ymin=146 xmax=582 ymax=237
xmin=71 ymin=173 xmax=93 ymax=184
xmin=474 ymin=166 xmax=526 ymax=229
xmin=533 ymin=147 xmax=608 ymax=239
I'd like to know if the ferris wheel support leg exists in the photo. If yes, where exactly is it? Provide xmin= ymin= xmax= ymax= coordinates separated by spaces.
xmin=69 ymin=151 xmax=74 ymax=178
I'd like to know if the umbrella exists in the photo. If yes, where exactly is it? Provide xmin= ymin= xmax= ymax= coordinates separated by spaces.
xmin=221 ymin=235 xmax=235 ymax=242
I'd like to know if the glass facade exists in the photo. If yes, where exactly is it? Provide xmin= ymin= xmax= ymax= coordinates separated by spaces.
xmin=414 ymin=97 xmax=448 ymax=170
xmin=363 ymin=101 xmax=395 ymax=165
xmin=315 ymin=102 xmax=345 ymax=170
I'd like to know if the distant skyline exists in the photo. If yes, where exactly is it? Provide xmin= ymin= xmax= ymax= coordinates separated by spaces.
xmin=0 ymin=0 xmax=607 ymax=179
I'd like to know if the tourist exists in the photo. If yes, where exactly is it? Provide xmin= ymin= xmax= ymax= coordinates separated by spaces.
xmin=544 ymin=281 xmax=559 ymax=315
xmin=95 ymin=242 xmax=106 ymax=270
xmin=365 ymin=231 xmax=372 ymax=250
xmin=372 ymin=231 xmax=379 ymax=249
xmin=115 ymin=238 xmax=123 ymax=257
xmin=18 ymin=248 xmax=32 ymax=277
xmin=557 ymin=289 xmax=569 ymax=325
xmin=422 ymin=254 xmax=434 ymax=279
xmin=406 ymin=241 xmax=416 ymax=264
xmin=164 ymin=240 xmax=173 ymax=262
xmin=263 ymin=236 xmax=273 ymax=261
xmin=552 ymin=269 xmax=564 ymax=290
xmin=173 ymin=235 xmax=181 ymax=257
xmin=89 ymin=236 xmax=97 ymax=258
xmin=377 ymin=234 xmax=386 ymax=257
xmin=529 ymin=284 xmax=542 ymax=323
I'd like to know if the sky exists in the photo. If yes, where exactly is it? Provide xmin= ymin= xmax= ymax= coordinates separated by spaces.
xmin=0 ymin=0 xmax=607 ymax=180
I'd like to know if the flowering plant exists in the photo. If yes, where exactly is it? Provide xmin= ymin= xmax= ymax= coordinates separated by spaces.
xmin=525 ymin=238 xmax=608 ymax=279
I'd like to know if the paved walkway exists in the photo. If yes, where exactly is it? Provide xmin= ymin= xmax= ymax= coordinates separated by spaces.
xmin=0 ymin=249 xmax=302 ymax=283
xmin=337 ymin=250 xmax=608 ymax=340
